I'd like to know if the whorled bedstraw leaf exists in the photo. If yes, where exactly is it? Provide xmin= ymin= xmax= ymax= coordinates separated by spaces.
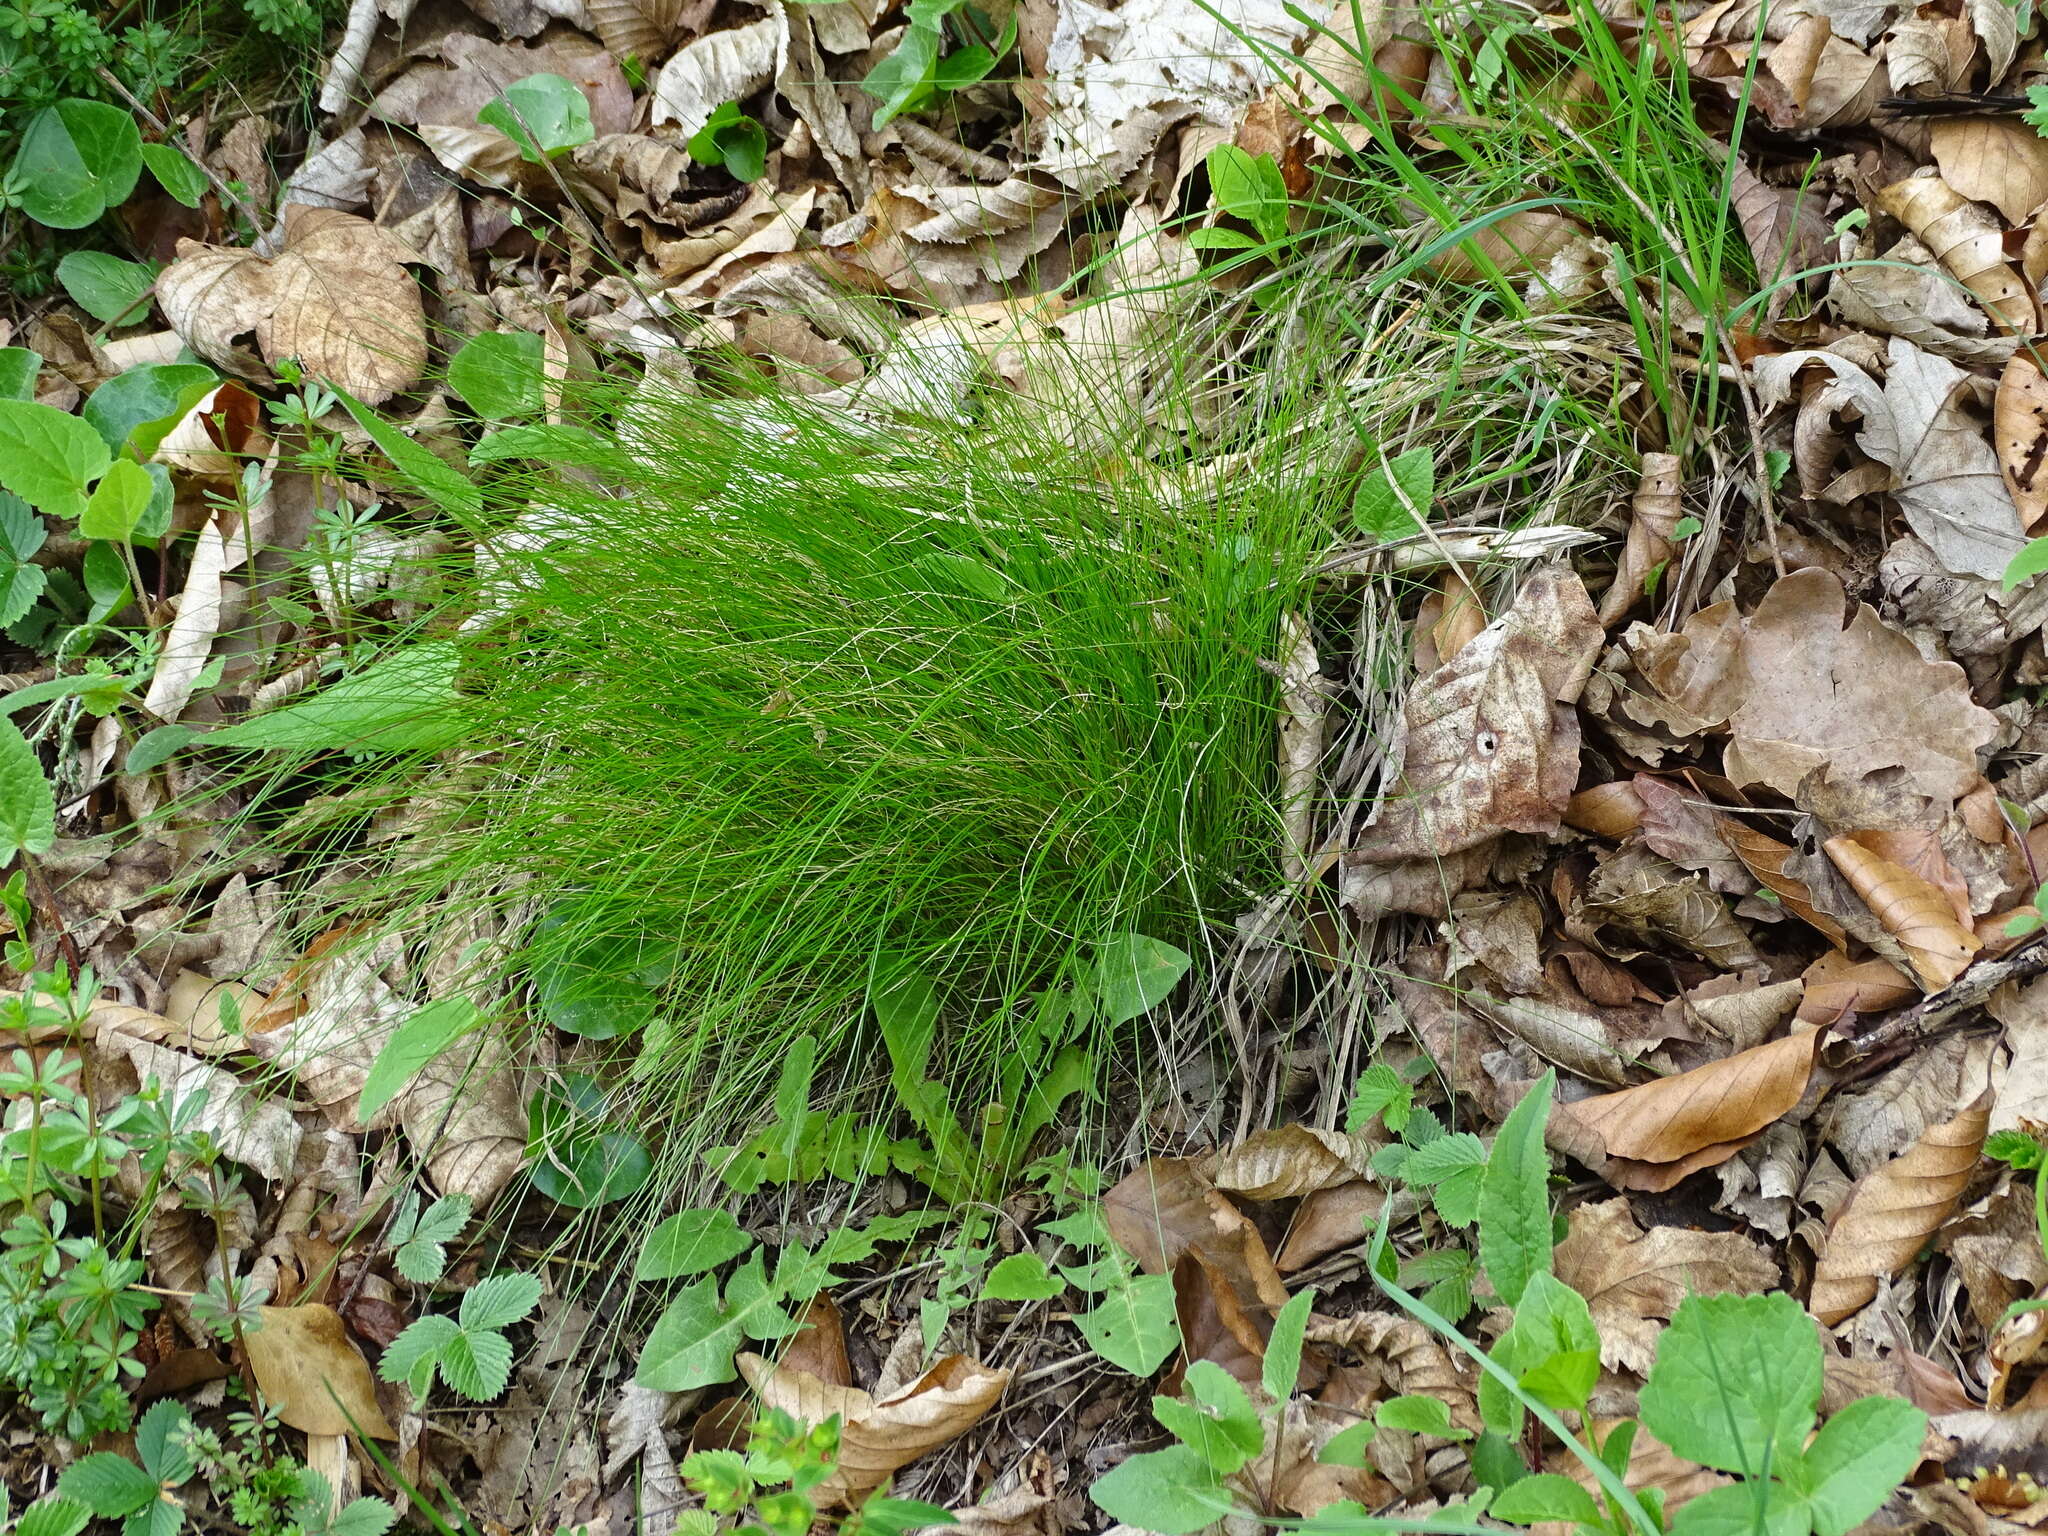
xmin=1477 ymin=1070 xmax=1555 ymax=1307
xmin=0 ymin=718 xmax=56 ymax=863
xmin=1072 ymin=1272 xmax=1178 ymax=1376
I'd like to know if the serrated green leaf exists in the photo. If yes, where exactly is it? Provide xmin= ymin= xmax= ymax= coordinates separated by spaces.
xmin=1154 ymin=1362 xmax=1263 ymax=1476
xmin=57 ymin=1456 xmax=155 ymax=1519
xmin=1073 ymin=1273 xmax=1178 ymax=1376
xmin=1665 ymin=1479 xmax=1808 ymax=1536
xmin=0 ymin=348 xmax=38 ymax=401
xmin=361 ymin=996 xmax=482 ymax=1120
xmin=1477 ymin=1071 xmax=1553 ymax=1307
xmin=1791 ymin=1395 xmax=1925 ymax=1536
xmin=326 ymin=1498 xmax=397 ymax=1536
xmin=1490 ymin=1472 xmax=1602 ymax=1527
xmin=1345 ymin=1062 xmax=1413 ymax=1134
xmin=1264 ymin=1286 xmax=1313 ymax=1401
xmin=0 ymin=399 xmax=111 ymax=521
xmin=1087 ymin=1445 xmax=1235 ymax=1535
xmin=459 ymin=1271 xmax=541 ymax=1332
xmin=377 ymin=1313 xmax=460 ymax=1394
xmin=439 ymin=1326 xmax=514 ymax=1401
xmin=17 ymin=1497 xmax=91 ymax=1536
xmin=635 ymin=1208 xmax=755 ymax=1281
xmin=1639 ymin=1292 xmax=1820 ymax=1476
xmin=982 ymin=1252 xmax=1063 ymax=1301
xmin=0 ymin=718 xmax=55 ymax=862
xmin=135 ymin=1399 xmax=193 ymax=1485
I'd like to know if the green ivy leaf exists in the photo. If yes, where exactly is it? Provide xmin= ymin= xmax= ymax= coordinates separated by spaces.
xmin=635 ymin=1208 xmax=755 ymax=1281
xmin=1073 ymin=1272 xmax=1178 ymax=1376
xmin=0 ymin=718 xmax=55 ymax=863
xmin=0 ymin=399 xmax=112 ymax=521
xmin=1476 ymin=1071 xmax=1553 ymax=1308
xmin=56 ymin=252 xmax=158 ymax=325
xmin=1638 ymin=1292 xmax=1820 ymax=1477
xmin=1087 ymin=1445 xmax=1236 ymax=1535
xmin=447 ymin=331 xmax=545 ymax=419
xmin=140 ymin=143 xmax=208 ymax=208
xmin=477 ymin=73 xmax=595 ymax=161
xmin=982 ymin=1252 xmax=1063 ymax=1301
xmin=11 ymin=100 xmax=143 ymax=229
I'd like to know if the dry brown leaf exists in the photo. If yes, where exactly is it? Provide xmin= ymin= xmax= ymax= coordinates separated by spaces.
xmin=1416 ymin=568 xmax=1486 ymax=670
xmin=1721 ymin=818 xmax=1850 ymax=946
xmin=585 ymin=0 xmax=700 ymax=60
xmin=1351 ymin=566 xmax=1602 ymax=861
xmin=1829 ymin=235 xmax=2016 ymax=368
xmin=1798 ymin=950 xmax=1917 ymax=1023
xmin=1997 ymin=352 xmax=2048 ymax=532
xmin=1876 ymin=176 xmax=2039 ymax=336
xmin=1307 ymin=1311 xmax=1481 ymax=1433
xmin=1931 ymin=117 xmax=2048 ymax=227
xmin=1276 ymin=1181 xmax=1383 ymax=1272
xmin=156 ymin=206 xmax=428 ymax=403
xmin=1583 ymin=844 xmax=1758 ymax=970
xmin=1553 ymin=1030 xmax=1818 ymax=1172
xmin=1206 ymin=1126 xmax=1374 ymax=1201
xmin=1103 ymin=1158 xmax=1288 ymax=1304
xmin=1598 ymin=453 xmax=1685 ymax=626
xmin=1427 ymin=209 xmax=1595 ymax=287
xmin=1727 ymin=163 xmax=1828 ymax=317
xmin=1632 ymin=777 xmax=1749 ymax=894
xmin=1810 ymin=1091 xmax=1990 ymax=1325
xmin=1554 ymin=1199 xmax=1779 ymax=1372
xmin=245 ymin=1304 xmax=396 ymax=1439
xmin=1824 ymin=835 xmax=1981 ymax=988
xmin=741 ymin=1352 xmax=1008 ymax=1505
xmin=1564 ymin=781 xmax=1644 ymax=838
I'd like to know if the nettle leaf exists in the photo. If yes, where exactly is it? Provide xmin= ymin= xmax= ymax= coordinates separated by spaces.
xmin=447 ymin=331 xmax=545 ymax=419
xmin=1088 ymin=932 xmax=1192 ymax=1026
xmin=1353 ymin=446 xmax=1435 ymax=542
xmin=1402 ymin=1131 xmax=1487 ymax=1227
xmin=140 ymin=143 xmax=208 ymax=208
xmin=635 ymin=1208 xmax=755 ymax=1281
xmin=1639 ymin=1292 xmax=1820 ymax=1477
xmin=11 ymin=99 xmax=143 ymax=229
xmin=982 ymin=1252 xmax=1063 ymax=1301
xmin=1088 ymin=1444 xmax=1236 ymax=1536
xmin=1073 ymin=1272 xmax=1178 ymax=1376
xmin=0 ymin=719 xmax=56 ymax=863
xmin=1154 ymin=1361 xmax=1263 ymax=1476
xmin=1477 ymin=1070 xmax=1554 ymax=1308
xmin=361 ymin=996 xmax=482 ymax=1121
xmin=0 ymin=493 xmax=47 ymax=630
xmin=1784 ymin=1394 xmax=1925 ymax=1536
xmin=477 ymin=73 xmax=595 ymax=161
xmin=0 ymin=399 xmax=112 ymax=521
xmin=56 ymin=252 xmax=158 ymax=324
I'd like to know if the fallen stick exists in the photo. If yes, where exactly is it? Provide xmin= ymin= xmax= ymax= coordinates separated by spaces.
xmin=1833 ymin=934 xmax=2048 ymax=1060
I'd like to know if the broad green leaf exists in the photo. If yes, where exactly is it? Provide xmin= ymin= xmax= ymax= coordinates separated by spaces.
xmin=862 ymin=24 xmax=940 ymax=127
xmin=635 ymin=1276 xmax=740 ymax=1390
xmin=2008 ymin=534 xmax=2048 ymax=591
xmin=1790 ymin=1395 xmax=1925 ymax=1536
xmin=207 ymin=642 xmax=464 ymax=753
xmin=1402 ymin=1131 xmax=1487 ymax=1227
xmin=772 ymin=1034 xmax=816 ymax=1159
xmin=686 ymin=102 xmax=768 ymax=182
xmin=0 ymin=399 xmax=112 ymax=521
xmin=982 ymin=1252 xmax=1063 ymax=1300
xmin=437 ymin=1326 xmax=514 ymax=1401
xmin=1639 ymin=1292 xmax=1820 ymax=1477
xmin=1665 ymin=1479 xmax=1808 ymax=1536
xmin=141 ymin=143 xmax=208 ymax=207
xmin=56 ymin=1456 xmax=155 ymax=1518
xmin=635 ymin=1208 xmax=754 ymax=1281
xmin=1354 ymin=446 xmax=1434 ymax=542
xmin=0 ymin=718 xmax=55 ymax=862
xmin=470 ymin=423 xmax=615 ymax=467
xmin=477 ymin=73 xmax=594 ymax=160
xmin=533 ymin=932 xmax=658 ymax=1040
xmin=1087 ymin=1445 xmax=1236 ymax=1536
xmin=1154 ymin=1362 xmax=1263 ymax=1476
xmin=1480 ymin=1270 xmax=1599 ymax=1431
xmin=82 ymin=363 xmax=218 ymax=456
xmin=83 ymin=539 xmax=129 ymax=622
xmin=11 ymin=100 xmax=143 ymax=229
xmin=2 ymin=671 xmax=129 ymax=716
xmin=1317 ymin=1421 xmax=1375 ymax=1467
xmin=1345 ymin=1061 xmax=1413 ymax=1134
xmin=1088 ymin=932 xmax=1191 ymax=1026
xmin=1073 ymin=1272 xmax=1178 ymax=1376
xmin=1470 ymin=1430 xmax=1527 ymax=1493
xmin=1477 ymin=1070 xmax=1553 ymax=1308
xmin=874 ymin=967 xmax=942 ymax=1084
xmin=17 ymin=1497 xmax=91 ymax=1536
xmin=0 ymin=348 xmax=39 ymax=401
xmin=447 ymin=331 xmax=545 ymax=419
xmin=360 ymin=997 xmax=482 ymax=1119
xmin=459 ymin=1271 xmax=541 ymax=1332
xmin=56 ymin=252 xmax=158 ymax=324
xmin=1490 ymin=1473 xmax=1602 ymax=1527
xmin=1375 ymin=1394 xmax=1465 ymax=1438
xmin=333 ymin=386 xmax=483 ymax=527
xmin=1205 ymin=145 xmax=1289 ymax=243
xmin=79 ymin=457 xmax=152 ymax=541
xmin=125 ymin=724 xmax=196 ymax=776
xmin=135 ymin=1400 xmax=193 ymax=1485
xmin=1188 ymin=228 xmax=1263 ymax=251
xmin=528 ymin=1122 xmax=653 ymax=1208
xmin=1264 ymin=1286 xmax=1314 ymax=1401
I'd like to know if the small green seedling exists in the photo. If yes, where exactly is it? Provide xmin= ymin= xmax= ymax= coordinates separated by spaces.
xmin=861 ymin=0 xmax=1015 ymax=128
xmin=1195 ymin=145 xmax=1290 ymax=251
xmin=2007 ymin=886 xmax=2048 ymax=937
xmin=688 ymin=102 xmax=769 ymax=183
xmin=378 ymin=1272 xmax=542 ymax=1401
xmin=478 ymin=73 xmax=593 ymax=161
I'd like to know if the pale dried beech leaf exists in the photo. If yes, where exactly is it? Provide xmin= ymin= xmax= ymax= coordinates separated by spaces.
xmin=586 ymin=0 xmax=691 ymax=60
xmin=1829 ymin=235 xmax=2016 ymax=367
xmin=1798 ymin=950 xmax=1917 ymax=1024
xmin=1306 ymin=1311 xmax=1481 ymax=1433
xmin=1727 ymin=162 xmax=1828 ymax=316
xmin=1463 ymin=986 xmax=1636 ymax=1087
xmin=1810 ymin=1091 xmax=1991 ymax=1325
xmin=1583 ymin=844 xmax=1757 ymax=970
xmin=1875 ymin=175 xmax=2038 ymax=335
xmin=1563 ymin=780 xmax=1644 ymax=838
xmin=1931 ymin=117 xmax=2048 ymax=227
xmin=1824 ymin=1033 xmax=1990 ymax=1177
xmin=156 ymin=207 xmax=428 ymax=403
xmin=649 ymin=18 xmax=779 ymax=140
xmin=100 ymin=1036 xmax=301 ymax=1183
xmin=1997 ymin=352 xmax=2048 ymax=531
xmin=1205 ymin=1125 xmax=1373 ymax=1201
xmin=741 ymin=1352 xmax=1008 ymax=1506
xmin=245 ymin=1304 xmax=396 ymax=1439
xmin=1427 ymin=209 xmax=1590 ymax=284
xmin=1353 ymin=566 xmax=1602 ymax=861
xmin=1598 ymin=453 xmax=1684 ymax=626
xmin=1553 ymin=1030 xmax=1818 ymax=1171
xmin=1824 ymin=835 xmax=1981 ymax=988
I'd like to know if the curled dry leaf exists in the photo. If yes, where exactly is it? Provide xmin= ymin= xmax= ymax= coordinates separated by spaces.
xmin=1727 ymin=162 xmax=1828 ymax=317
xmin=1720 ymin=817 xmax=1849 ymax=947
xmin=1552 ymin=1030 xmax=1819 ymax=1189
xmin=1798 ymin=950 xmax=1917 ymax=1023
xmin=1997 ymin=352 xmax=2048 ymax=532
xmin=1929 ymin=117 xmax=2048 ymax=228
xmin=1829 ymin=236 xmax=2016 ymax=369
xmin=1554 ymin=1199 xmax=1780 ymax=1372
xmin=1205 ymin=1125 xmax=1374 ymax=1201
xmin=244 ymin=1304 xmax=396 ymax=1439
xmin=649 ymin=17 xmax=778 ymax=141
xmin=1307 ymin=1311 xmax=1481 ymax=1434
xmin=1633 ymin=776 xmax=1750 ymax=894
xmin=1564 ymin=780 xmax=1643 ymax=838
xmin=1875 ymin=176 xmax=2038 ymax=336
xmin=1598 ymin=453 xmax=1685 ymax=627
xmin=1810 ymin=1091 xmax=1991 ymax=1325
xmin=1583 ymin=844 xmax=1758 ymax=971
xmin=1824 ymin=835 xmax=1981 ymax=988
xmin=1351 ymin=566 xmax=1603 ymax=861
xmin=739 ymin=1352 xmax=1008 ymax=1506
xmin=156 ymin=206 xmax=429 ymax=403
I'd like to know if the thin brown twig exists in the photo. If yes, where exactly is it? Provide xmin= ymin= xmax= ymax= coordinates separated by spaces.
xmin=1833 ymin=934 xmax=2048 ymax=1060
